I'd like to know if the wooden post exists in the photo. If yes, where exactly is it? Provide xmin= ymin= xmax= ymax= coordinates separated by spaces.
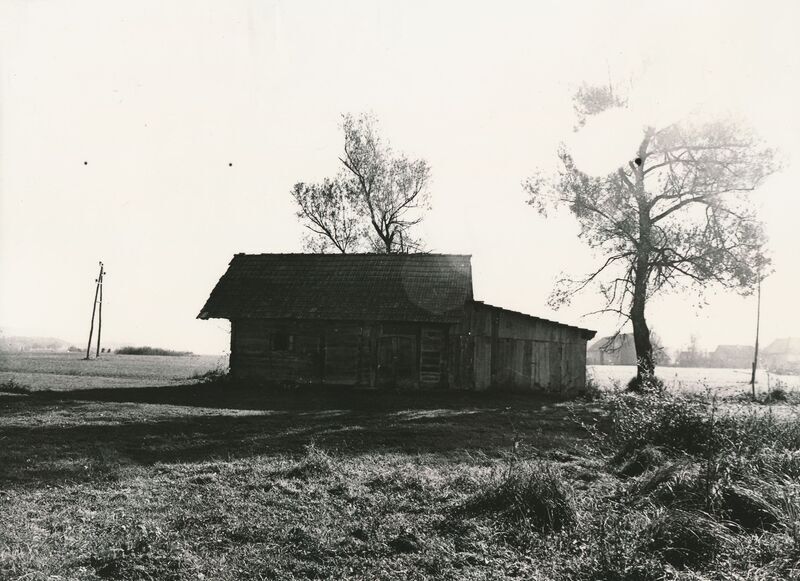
xmin=95 ymin=264 xmax=105 ymax=357
xmin=85 ymin=262 xmax=103 ymax=360
xmin=750 ymin=277 xmax=761 ymax=399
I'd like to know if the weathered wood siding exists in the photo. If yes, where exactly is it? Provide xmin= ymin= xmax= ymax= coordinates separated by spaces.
xmin=231 ymin=319 xmax=324 ymax=383
xmin=459 ymin=303 xmax=589 ymax=393
xmin=230 ymin=319 xmax=450 ymax=388
xmin=229 ymin=306 xmax=590 ymax=393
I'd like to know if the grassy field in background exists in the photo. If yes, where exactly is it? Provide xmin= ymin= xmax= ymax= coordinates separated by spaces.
xmin=0 ymin=352 xmax=223 ymax=391
xmin=1 ymin=353 xmax=799 ymax=579
xmin=590 ymin=364 xmax=800 ymax=397
xmin=3 ymin=352 xmax=799 ymax=396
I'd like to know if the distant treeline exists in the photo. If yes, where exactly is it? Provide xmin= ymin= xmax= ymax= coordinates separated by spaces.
xmin=116 ymin=346 xmax=193 ymax=356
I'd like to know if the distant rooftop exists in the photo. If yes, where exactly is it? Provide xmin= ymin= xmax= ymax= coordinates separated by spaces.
xmin=763 ymin=337 xmax=800 ymax=355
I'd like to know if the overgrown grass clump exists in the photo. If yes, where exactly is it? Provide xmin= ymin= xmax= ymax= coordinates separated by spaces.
xmin=283 ymin=442 xmax=336 ymax=480
xmin=462 ymin=461 xmax=576 ymax=534
xmin=641 ymin=508 xmax=734 ymax=569
xmin=593 ymin=390 xmax=800 ymax=578
xmin=604 ymin=391 xmax=800 ymax=460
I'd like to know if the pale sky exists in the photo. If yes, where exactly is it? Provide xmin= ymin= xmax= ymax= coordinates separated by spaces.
xmin=1 ymin=0 xmax=799 ymax=355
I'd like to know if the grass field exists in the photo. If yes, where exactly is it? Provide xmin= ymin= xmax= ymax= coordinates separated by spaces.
xmin=4 ymin=353 xmax=797 ymax=396
xmin=0 ymin=352 xmax=223 ymax=391
xmin=590 ymin=364 xmax=800 ymax=397
xmin=1 ymin=354 xmax=799 ymax=579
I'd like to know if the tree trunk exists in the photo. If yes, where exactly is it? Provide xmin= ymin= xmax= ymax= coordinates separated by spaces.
xmin=632 ymin=146 xmax=655 ymax=386
xmin=381 ymin=228 xmax=394 ymax=253
xmin=630 ymin=265 xmax=654 ymax=383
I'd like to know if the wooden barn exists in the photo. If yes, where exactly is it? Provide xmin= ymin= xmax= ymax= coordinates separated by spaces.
xmin=198 ymin=254 xmax=596 ymax=393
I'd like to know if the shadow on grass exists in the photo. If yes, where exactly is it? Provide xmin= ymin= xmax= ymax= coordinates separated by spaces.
xmin=0 ymin=382 xmax=597 ymax=488
xmin=35 ymin=380 xmax=583 ymax=411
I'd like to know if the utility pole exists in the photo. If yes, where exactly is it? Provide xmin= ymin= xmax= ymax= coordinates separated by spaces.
xmin=750 ymin=277 xmax=761 ymax=399
xmin=96 ymin=264 xmax=105 ymax=357
xmin=85 ymin=262 xmax=104 ymax=360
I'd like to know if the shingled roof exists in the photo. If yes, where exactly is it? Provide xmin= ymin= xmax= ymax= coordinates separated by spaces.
xmin=198 ymin=253 xmax=474 ymax=323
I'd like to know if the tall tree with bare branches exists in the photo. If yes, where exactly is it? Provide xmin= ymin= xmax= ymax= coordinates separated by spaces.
xmin=292 ymin=178 xmax=362 ymax=253
xmin=526 ymin=86 xmax=777 ymax=388
xmin=292 ymin=113 xmax=431 ymax=253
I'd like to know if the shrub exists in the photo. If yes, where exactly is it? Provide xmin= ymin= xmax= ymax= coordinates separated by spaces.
xmin=766 ymin=388 xmax=789 ymax=403
xmin=116 ymin=346 xmax=192 ymax=356
xmin=626 ymin=373 xmax=666 ymax=394
xmin=462 ymin=461 xmax=576 ymax=533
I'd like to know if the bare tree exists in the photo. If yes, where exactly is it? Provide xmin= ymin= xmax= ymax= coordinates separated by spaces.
xmin=292 ymin=113 xmax=431 ymax=253
xmin=292 ymin=178 xmax=362 ymax=253
xmin=340 ymin=113 xmax=431 ymax=253
xmin=526 ymin=85 xmax=778 ymax=388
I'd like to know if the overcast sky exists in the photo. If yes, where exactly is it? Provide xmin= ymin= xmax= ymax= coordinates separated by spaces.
xmin=1 ymin=0 xmax=799 ymax=355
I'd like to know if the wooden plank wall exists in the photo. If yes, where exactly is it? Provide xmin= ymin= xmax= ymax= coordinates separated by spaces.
xmin=230 ymin=319 xmax=451 ymax=388
xmin=419 ymin=327 xmax=445 ymax=385
xmin=462 ymin=303 xmax=589 ymax=393
xmin=229 ymin=308 xmax=590 ymax=393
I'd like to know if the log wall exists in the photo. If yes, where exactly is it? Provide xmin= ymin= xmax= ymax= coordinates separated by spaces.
xmin=229 ymin=306 xmax=591 ymax=393
xmin=230 ymin=319 xmax=450 ymax=388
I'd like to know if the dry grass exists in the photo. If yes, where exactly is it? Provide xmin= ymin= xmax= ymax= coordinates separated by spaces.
xmin=0 ymin=390 xmax=599 ymax=580
xmin=1 ymin=355 xmax=800 ymax=579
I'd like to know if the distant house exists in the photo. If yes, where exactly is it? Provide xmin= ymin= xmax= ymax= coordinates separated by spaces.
xmin=762 ymin=338 xmax=800 ymax=373
xmin=587 ymin=334 xmax=637 ymax=365
xmin=198 ymin=253 xmax=596 ymax=392
xmin=587 ymin=332 xmax=671 ymax=366
xmin=708 ymin=345 xmax=754 ymax=369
